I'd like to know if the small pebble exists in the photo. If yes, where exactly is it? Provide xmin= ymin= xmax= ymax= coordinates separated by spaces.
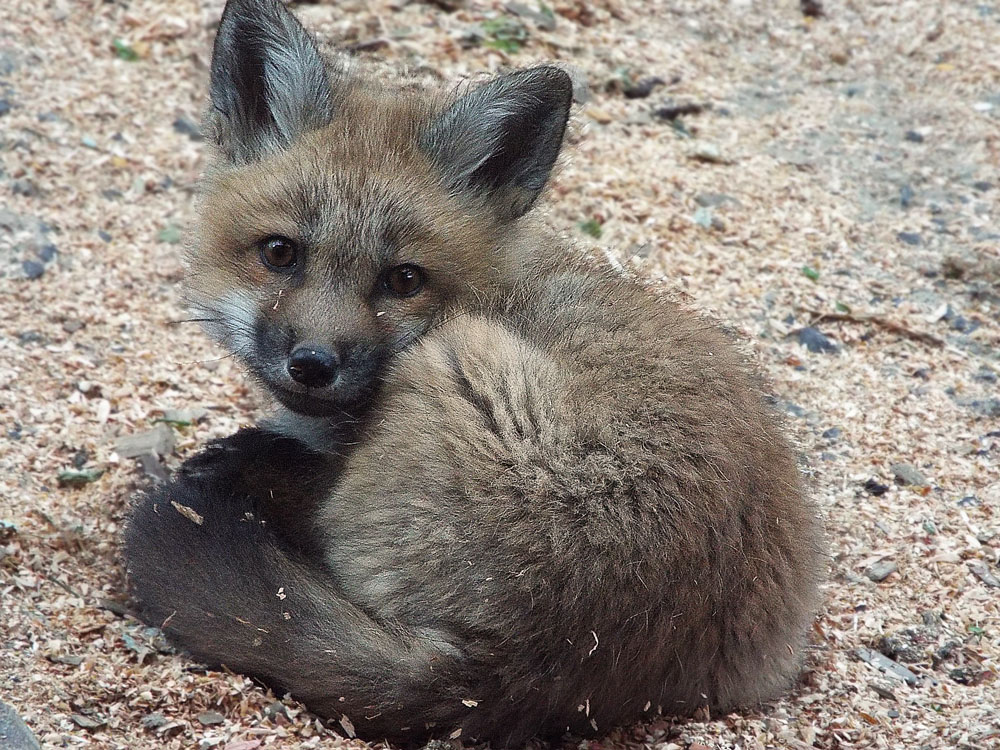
xmin=98 ymin=230 xmax=112 ymax=242
xmin=21 ymin=260 xmax=45 ymax=279
xmin=949 ymin=666 xmax=978 ymax=684
xmin=622 ymin=76 xmax=665 ymax=99
xmin=689 ymin=142 xmax=732 ymax=164
xmin=800 ymin=0 xmax=824 ymax=17
xmin=973 ymin=367 xmax=997 ymax=383
xmin=866 ymin=560 xmax=898 ymax=582
xmin=899 ymin=183 xmax=914 ymax=207
xmin=141 ymin=712 xmax=167 ymax=730
xmin=37 ymin=243 xmax=57 ymax=261
xmin=854 ymin=647 xmax=919 ymax=685
xmin=172 ymin=116 xmax=203 ymax=141
xmin=964 ymin=398 xmax=1000 ymax=418
xmin=114 ymin=424 xmax=176 ymax=459
xmin=897 ymin=232 xmax=921 ymax=246
xmin=968 ymin=561 xmax=1000 ymax=588
xmin=695 ymin=192 xmax=738 ymax=208
xmin=869 ymin=683 xmax=897 ymax=701
xmin=904 ymin=130 xmax=924 ymax=143
xmin=864 ymin=478 xmax=889 ymax=496
xmin=797 ymin=326 xmax=838 ymax=354
xmin=972 ymin=180 xmax=992 ymax=192
xmin=822 ymin=427 xmax=842 ymax=440
xmin=263 ymin=702 xmax=288 ymax=720
xmin=0 ymin=98 xmax=11 ymax=117
xmin=197 ymin=711 xmax=225 ymax=726
xmin=783 ymin=402 xmax=807 ymax=418
xmin=891 ymin=463 xmax=927 ymax=487
xmin=11 ymin=179 xmax=37 ymax=197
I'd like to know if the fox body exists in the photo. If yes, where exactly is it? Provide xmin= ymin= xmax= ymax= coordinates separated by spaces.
xmin=124 ymin=0 xmax=825 ymax=745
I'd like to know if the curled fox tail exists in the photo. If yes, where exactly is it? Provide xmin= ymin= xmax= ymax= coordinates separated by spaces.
xmin=123 ymin=429 xmax=481 ymax=744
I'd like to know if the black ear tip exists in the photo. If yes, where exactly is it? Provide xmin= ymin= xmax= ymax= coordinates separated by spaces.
xmin=524 ymin=66 xmax=574 ymax=109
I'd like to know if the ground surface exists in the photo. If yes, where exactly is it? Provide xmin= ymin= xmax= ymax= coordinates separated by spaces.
xmin=1 ymin=0 xmax=998 ymax=748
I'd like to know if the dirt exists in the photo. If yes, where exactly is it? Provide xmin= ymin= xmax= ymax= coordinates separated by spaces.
xmin=1 ymin=0 xmax=998 ymax=748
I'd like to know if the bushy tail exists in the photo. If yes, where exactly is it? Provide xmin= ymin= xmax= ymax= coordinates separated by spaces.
xmin=122 ymin=429 xmax=474 ymax=744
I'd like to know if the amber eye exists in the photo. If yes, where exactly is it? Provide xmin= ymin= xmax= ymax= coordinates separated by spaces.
xmin=260 ymin=236 xmax=298 ymax=270
xmin=385 ymin=264 xmax=425 ymax=297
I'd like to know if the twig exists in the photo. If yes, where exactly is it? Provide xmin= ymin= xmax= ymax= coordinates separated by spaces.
xmin=799 ymin=309 xmax=944 ymax=348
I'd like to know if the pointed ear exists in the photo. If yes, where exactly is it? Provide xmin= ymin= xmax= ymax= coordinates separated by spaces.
xmin=419 ymin=67 xmax=573 ymax=222
xmin=208 ymin=0 xmax=335 ymax=164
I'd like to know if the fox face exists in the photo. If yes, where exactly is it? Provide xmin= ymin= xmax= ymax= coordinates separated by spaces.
xmin=185 ymin=0 xmax=572 ymax=416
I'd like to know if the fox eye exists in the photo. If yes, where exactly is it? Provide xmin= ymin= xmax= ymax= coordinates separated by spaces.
xmin=385 ymin=264 xmax=425 ymax=297
xmin=260 ymin=236 xmax=298 ymax=270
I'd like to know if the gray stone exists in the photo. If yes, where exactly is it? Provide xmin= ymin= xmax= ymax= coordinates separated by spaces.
xmin=504 ymin=2 xmax=556 ymax=31
xmin=21 ymin=260 xmax=44 ymax=279
xmin=140 ymin=712 xmax=167 ymax=730
xmin=855 ymin=647 xmax=920 ymax=685
xmin=866 ymin=560 xmax=898 ymax=582
xmin=114 ymin=423 xmax=176 ymax=459
xmin=0 ymin=700 xmax=40 ymax=750
xmin=0 ymin=47 xmax=20 ymax=77
xmin=11 ymin=179 xmax=37 ymax=197
xmin=172 ymin=116 xmax=203 ymax=141
xmin=695 ymin=192 xmax=739 ymax=208
xmin=197 ymin=711 xmax=225 ymax=726
xmin=969 ymin=562 xmax=1000 ymax=588
xmin=796 ymin=326 xmax=838 ymax=354
xmin=891 ymin=463 xmax=927 ymax=486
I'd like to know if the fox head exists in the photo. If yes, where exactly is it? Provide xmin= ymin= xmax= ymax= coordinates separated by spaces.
xmin=187 ymin=0 xmax=572 ymax=417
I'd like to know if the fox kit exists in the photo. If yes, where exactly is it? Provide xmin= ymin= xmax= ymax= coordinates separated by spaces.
xmin=124 ymin=0 xmax=824 ymax=744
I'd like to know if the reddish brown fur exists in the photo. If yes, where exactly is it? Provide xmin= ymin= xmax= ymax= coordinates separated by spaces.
xmin=124 ymin=0 xmax=825 ymax=745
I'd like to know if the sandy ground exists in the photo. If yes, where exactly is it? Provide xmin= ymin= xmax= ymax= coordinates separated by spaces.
xmin=1 ymin=0 xmax=998 ymax=748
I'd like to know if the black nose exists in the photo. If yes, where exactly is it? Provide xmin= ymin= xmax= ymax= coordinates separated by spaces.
xmin=287 ymin=347 xmax=338 ymax=388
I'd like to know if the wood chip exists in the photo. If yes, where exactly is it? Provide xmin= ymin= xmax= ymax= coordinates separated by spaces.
xmin=170 ymin=501 xmax=204 ymax=525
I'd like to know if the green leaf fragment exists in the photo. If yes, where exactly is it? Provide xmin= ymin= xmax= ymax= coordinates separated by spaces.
xmin=481 ymin=18 xmax=528 ymax=53
xmin=151 ymin=418 xmax=192 ymax=429
xmin=579 ymin=218 xmax=603 ymax=238
xmin=113 ymin=39 xmax=139 ymax=62
xmin=835 ymin=301 xmax=852 ymax=313
xmin=801 ymin=265 xmax=820 ymax=282
xmin=157 ymin=225 xmax=182 ymax=244
xmin=669 ymin=119 xmax=692 ymax=139
xmin=58 ymin=468 xmax=104 ymax=488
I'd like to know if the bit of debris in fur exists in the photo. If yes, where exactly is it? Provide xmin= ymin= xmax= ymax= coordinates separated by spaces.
xmin=170 ymin=501 xmax=204 ymax=526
